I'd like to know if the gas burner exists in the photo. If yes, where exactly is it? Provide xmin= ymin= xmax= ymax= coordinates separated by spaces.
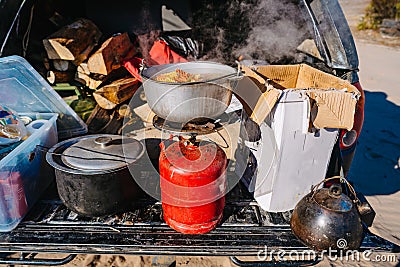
xmin=152 ymin=114 xmax=230 ymax=135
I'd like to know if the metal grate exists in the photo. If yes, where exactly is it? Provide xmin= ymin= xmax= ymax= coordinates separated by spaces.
xmin=0 ymin=183 xmax=397 ymax=257
xmin=23 ymin=183 xmax=290 ymax=228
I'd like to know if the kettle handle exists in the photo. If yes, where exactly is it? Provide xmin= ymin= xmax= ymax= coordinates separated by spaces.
xmin=311 ymin=176 xmax=360 ymax=204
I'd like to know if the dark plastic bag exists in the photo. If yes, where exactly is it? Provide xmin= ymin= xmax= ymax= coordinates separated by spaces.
xmin=160 ymin=36 xmax=200 ymax=59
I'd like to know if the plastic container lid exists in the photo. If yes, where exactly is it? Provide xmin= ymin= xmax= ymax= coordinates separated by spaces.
xmin=0 ymin=56 xmax=87 ymax=139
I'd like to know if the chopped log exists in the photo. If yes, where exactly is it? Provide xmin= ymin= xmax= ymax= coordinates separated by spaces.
xmin=93 ymin=77 xmax=140 ymax=110
xmin=75 ymin=65 xmax=129 ymax=90
xmin=43 ymin=19 xmax=102 ymax=65
xmin=86 ymin=105 xmax=124 ymax=134
xmin=46 ymin=70 xmax=75 ymax=84
xmin=43 ymin=58 xmax=51 ymax=70
xmin=97 ymin=77 xmax=139 ymax=103
xmin=123 ymin=47 xmax=137 ymax=62
xmin=75 ymin=72 xmax=103 ymax=89
xmin=77 ymin=62 xmax=90 ymax=75
xmin=87 ymin=33 xmax=134 ymax=75
xmin=98 ymin=67 xmax=130 ymax=85
xmin=92 ymin=93 xmax=118 ymax=110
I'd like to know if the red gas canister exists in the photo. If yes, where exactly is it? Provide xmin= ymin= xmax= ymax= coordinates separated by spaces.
xmin=159 ymin=138 xmax=227 ymax=234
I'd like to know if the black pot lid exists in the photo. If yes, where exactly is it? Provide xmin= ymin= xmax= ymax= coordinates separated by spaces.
xmin=61 ymin=134 xmax=144 ymax=171
xmin=313 ymin=184 xmax=353 ymax=212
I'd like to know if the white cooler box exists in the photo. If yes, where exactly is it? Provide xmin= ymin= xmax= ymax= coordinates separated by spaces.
xmin=235 ymin=90 xmax=338 ymax=212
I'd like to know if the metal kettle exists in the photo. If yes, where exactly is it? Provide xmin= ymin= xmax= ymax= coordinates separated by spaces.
xmin=290 ymin=177 xmax=363 ymax=251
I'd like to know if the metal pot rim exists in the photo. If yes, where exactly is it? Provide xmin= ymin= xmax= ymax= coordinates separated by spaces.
xmin=141 ymin=61 xmax=240 ymax=85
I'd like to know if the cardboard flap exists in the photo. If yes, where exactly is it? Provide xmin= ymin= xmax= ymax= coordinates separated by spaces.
xmin=296 ymin=64 xmax=357 ymax=92
xmin=307 ymin=90 xmax=356 ymax=130
xmin=239 ymin=65 xmax=282 ymax=125
xmin=254 ymin=65 xmax=300 ymax=89
xmin=244 ymin=64 xmax=360 ymax=130
xmin=240 ymin=65 xmax=267 ymax=87
xmin=250 ymin=87 xmax=282 ymax=125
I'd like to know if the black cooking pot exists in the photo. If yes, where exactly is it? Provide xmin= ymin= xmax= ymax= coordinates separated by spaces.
xmin=290 ymin=180 xmax=363 ymax=252
xmin=46 ymin=134 xmax=144 ymax=217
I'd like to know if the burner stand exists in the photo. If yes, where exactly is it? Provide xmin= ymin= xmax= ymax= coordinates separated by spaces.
xmin=152 ymin=113 xmax=230 ymax=136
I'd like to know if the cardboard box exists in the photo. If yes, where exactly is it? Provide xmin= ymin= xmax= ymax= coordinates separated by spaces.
xmin=241 ymin=64 xmax=360 ymax=130
xmin=234 ymin=63 xmax=359 ymax=212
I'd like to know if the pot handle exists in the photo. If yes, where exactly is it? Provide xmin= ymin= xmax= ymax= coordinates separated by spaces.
xmin=139 ymin=59 xmax=149 ymax=75
xmin=227 ymin=71 xmax=244 ymax=81
xmin=200 ymin=130 xmax=229 ymax=149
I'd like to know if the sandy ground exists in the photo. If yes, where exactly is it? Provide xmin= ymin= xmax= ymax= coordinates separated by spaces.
xmin=5 ymin=1 xmax=400 ymax=266
xmin=340 ymin=0 xmax=400 ymax=48
xmin=312 ymin=16 xmax=400 ymax=267
xmin=340 ymin=0 xmax=400 ymax=249
xmin=310 ymin=2 xmax=400 ymax=266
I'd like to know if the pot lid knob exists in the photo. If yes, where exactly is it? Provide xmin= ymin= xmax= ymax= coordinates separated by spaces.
xmin=94 ymin=136 xmax=112 ymax=148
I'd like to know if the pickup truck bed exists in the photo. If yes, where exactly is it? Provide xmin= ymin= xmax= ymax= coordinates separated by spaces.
xmin=0 ymin=182 xmax=397 ymax=266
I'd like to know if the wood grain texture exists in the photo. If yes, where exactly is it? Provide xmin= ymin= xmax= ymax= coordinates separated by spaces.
xmin=43 ymin=19 xmax=102 ymax=65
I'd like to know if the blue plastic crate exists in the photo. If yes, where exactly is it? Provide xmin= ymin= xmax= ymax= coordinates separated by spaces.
xmin=0 ymin=55 xmax=87 ymax=231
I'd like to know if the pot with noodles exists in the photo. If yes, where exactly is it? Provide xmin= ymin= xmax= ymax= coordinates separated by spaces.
xmin=141 ymin=62 xmax=241 ymax=123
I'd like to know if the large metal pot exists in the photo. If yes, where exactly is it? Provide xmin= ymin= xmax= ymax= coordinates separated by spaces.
xmin=290 ymin=182 xmax=363 ymax=251
xmin=46 ymin=134 xmax=144 ymax=217
xmin=141 ymin=62 xmax=240 ymax=123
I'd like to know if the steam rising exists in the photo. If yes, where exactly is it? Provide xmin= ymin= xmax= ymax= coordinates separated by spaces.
xmin=137 ymin=30 xmax=161 ymax=60
xmin=192 ymin=0 xmax=313 ymax=64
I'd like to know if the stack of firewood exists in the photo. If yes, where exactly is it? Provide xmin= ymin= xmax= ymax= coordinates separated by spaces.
xmin=42 ymin=19 xmax=140 ymax=111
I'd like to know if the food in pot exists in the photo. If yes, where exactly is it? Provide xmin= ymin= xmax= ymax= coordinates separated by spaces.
xmin=155 ymin=69 xmax=201 ymax=83
xmin=141 ymin=62 xmax=238 ymax=123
